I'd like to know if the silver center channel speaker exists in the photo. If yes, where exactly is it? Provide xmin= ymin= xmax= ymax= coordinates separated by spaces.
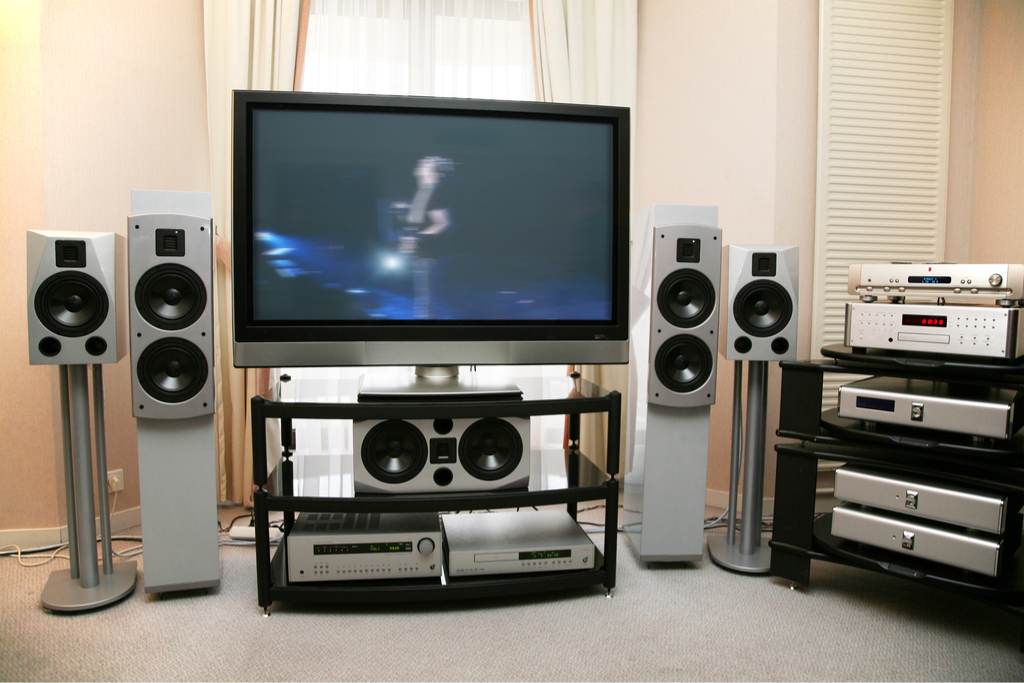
xmin=129 ymin=189 xmax=219 ymax=594
xmin=27 ymin=231 xmax=127 ymax=366
xmin=724 ymin=245 xmax=799 ymax=361
xmin=353 ymin=416 xmax=531 ymax=494
xmin=625 ymin=204 xmax=721 ymax=563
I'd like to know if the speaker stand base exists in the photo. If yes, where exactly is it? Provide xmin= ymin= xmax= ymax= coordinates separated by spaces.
xmin=41 ymin=561 xmax=137 ymax=612
xmin=707 ymin=534 xmax=771 ymax=574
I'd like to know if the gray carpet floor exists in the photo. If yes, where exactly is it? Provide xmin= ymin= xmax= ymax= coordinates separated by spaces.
xmin=1 ymin=505 xmax=1022 ymax=681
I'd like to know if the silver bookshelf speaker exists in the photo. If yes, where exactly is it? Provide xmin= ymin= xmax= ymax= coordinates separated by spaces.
xmin=27 ymin=231 xmax=127 ymax=366
xmin=724 ymin=245 xmax=799 ymax=361
xmin=625 ymin=204 xmax=720 ymax=563
xmin=129 ymin=189 xmax=219 ymax=594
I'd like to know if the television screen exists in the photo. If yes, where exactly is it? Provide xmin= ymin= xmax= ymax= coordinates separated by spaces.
xmin=232 ymin=90 xmax=630 ymax=368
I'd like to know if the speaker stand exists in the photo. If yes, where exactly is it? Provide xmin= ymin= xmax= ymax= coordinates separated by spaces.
xmin=708 ymin=360 xmax=771 ymax=573
xmin=41 ymin=365 xmax=136 ymax=611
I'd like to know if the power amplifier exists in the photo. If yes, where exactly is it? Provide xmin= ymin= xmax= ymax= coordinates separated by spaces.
xmin=848 ymin=262 xmax=1024 ymax=304
xmin=442 ymin=510 xmax=597 ymax=578
xmin=844 ymin=302 xmax=1024 ymax=359
xmin=286 ymin=512 xmax=442 ymax=582
xmin=837 ymin=376 xmax=1022 ymax=440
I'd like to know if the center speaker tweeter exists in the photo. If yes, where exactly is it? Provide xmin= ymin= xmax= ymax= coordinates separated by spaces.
xmin=724 ymin=245 xmax=799 ymax=361
xmin=353 ymin=416 xmax=530 ymax=494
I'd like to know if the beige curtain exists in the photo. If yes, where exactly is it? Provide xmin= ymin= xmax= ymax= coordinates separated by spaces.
xmin=532 ymin=0 xmax=637 ymax=470
xmin=203 ymin=0 xmax=305 ymax=505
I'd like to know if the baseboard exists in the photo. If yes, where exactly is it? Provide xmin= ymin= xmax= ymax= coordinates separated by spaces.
xmin=0 ymin=506 xmax=142 ymax=551
xmin=704 ymin=490 xmax=776 ymax=518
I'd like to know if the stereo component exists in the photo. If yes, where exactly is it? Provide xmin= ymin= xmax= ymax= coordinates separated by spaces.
xmin=844 ymin=302 xmax=1024 ymax=359
xmin=724 ymin=245 xmax=799 ymax=361
xmin=442 ymin=510 xmax=596 ymax=578
xmin=848 ymin=262 xmax=1024 ymax=305
xmin=625 ymin=204 xmax=720 ymax=563
xmin=286 ymin=512 xmax=442 ymax=582
xmin=837 ymin=376 xmax=1022 ymax=440
xmin=353 ymin=416 xmax=530 ymax=494
xmin=27 ymin=231 xmax=127 ymax=366
xmin=834 ymin=467 xmax=1011 ymax=534
xmin=831 ymin=504 xmax=1007 ymax=577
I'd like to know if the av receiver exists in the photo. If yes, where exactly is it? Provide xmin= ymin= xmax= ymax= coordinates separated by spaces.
xmin=844 ymin=302 xmax=1024 ymax=359
xmin=837 ymin=376 xmax=1022 ymax=440
xmin=442 ymin=510 xmax=597 ymax=578
xmin=848 ymin=262 xmax=1023 ymax=304
xmin=286 ymin=512 xmax=442 ymax=582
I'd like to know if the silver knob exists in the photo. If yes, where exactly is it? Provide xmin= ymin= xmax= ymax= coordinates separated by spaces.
xmin=417 ymin=538 xmax=435 ymax=555
xmin=990 ymin=273 xmax=1003 ymax=287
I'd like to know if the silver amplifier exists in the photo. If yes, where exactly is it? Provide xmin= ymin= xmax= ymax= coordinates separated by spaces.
xmin=286 ymin=512 xmax=442 ymax=582
xmin=834 ymin=467 xmax=1010 ymax=534
xmin=442 ymin=510 xmax=597 ymax=578
xmin=844 ymin=302 xmax=1024 ymax=359
xmin=837 ymin=376 xmax=1022 ymax=440
xmin=831 ymin=504 xmax=1006 ymax=577
xmin=848 ymin=262 xmax=1024 ymax=304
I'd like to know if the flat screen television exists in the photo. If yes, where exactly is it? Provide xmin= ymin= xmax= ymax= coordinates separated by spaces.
xmin=231 ymin=90 xmax=630 ymax=373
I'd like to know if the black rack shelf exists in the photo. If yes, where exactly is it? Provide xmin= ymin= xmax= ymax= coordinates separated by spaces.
xmin=249 ymin=375 xmax=621 ymax=612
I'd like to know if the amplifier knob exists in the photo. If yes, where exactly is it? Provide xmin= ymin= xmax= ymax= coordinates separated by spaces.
xmin=990 ymin=273 xmax=1003 ymax=287
xmin=417 ymin=537 xmax=435 ymax=555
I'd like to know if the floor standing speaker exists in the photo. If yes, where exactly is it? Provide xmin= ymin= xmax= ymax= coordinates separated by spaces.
xmin=129 ymin=189 xmax=219 ymax=593
xmin=27 ymin=230 xmax=137 ymax=611
xmin=625 ymin=204 xmax=721 ymax=563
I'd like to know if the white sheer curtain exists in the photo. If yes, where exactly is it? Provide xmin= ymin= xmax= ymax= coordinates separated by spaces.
xmin=288 ymin=0 xmax=569 ymax=466
xmin=532 ymin=0 xmax=638 ymax=470
xmin=204 ymin=0 xmax=303 ymax=505
xmin=300 ymin=0 xmax=535 ymax=99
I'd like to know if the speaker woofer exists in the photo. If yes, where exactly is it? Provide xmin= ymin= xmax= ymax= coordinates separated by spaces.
xmin=137 ymin=338 xmax=209 ymax=404
xmin=654 ymin=334 xmax=714 ymax=394
xmin=34 ymin=272 xmax=109 ymax=337
xmin=657 ymin=269 xmax=715 ymax=328
xmin=361 ymin=420 xmax=428 ymax=484
xmin=135 ymin=264 xmax=207 ymax=331
xmin=733 ymin=279 xmax=793 ymax=337
xmin=458 ymin=418 xmax=524 ymax=482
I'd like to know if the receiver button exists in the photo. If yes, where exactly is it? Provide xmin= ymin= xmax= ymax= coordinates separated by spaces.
xmin=417 ymin=538 xmax=435 ymax=555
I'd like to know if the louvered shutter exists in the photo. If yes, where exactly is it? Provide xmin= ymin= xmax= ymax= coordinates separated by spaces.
xmin=811 ymin=0 xmax=954 ymax=407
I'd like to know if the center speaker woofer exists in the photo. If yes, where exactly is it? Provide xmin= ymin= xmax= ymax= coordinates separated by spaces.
xmin=129 ymin=189 xmax=219 ymax=595
xmin=625 ymin=204 xmax=721 ymax=563
xmin=353 ymin=416 xmax=530 ymax=494
xmin=724 ymin=245 xmax=799 ymax=361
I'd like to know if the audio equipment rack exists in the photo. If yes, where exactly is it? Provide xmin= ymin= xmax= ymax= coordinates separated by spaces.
xmin=769 ymin=345 xmax=1024 ymax=649
xmin=249 ymin=375 xmax=621 ymax=613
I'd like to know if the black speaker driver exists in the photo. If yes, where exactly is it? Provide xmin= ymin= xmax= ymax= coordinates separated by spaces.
xmin=733 ymin=279 xmax=793 ymax=337
xmin=137 ymin=338 xmax=209 ymax=403
xmin=135 ymin=264 xmax=207 ymax=331
xmin=657 ymin=269 xmax=715 ymax=328
xmin=458 ymin=418 xmax=524 ymax=481
xmin=654 ymin=334 xmax=714 ymax=394
xmin=361 ymin=420 xmax=428 ymax=484
xmin=34 ymin=272 xmax=109 ymax=337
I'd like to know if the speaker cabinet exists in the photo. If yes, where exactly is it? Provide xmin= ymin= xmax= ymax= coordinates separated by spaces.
xmin=724 ymin=245 xmax=799 ymax=361
xmin=129 ymin=189 xmax=219 ymax=594
xmin=27 ymin=231 xmax=127 ymax=366
xmin=625 ymin=204 xmax=719 ymax=563
xmin=353 ymin=416 xmax=531 ymax=494
xmin=128 ymin=212 xmax=215 ymax=419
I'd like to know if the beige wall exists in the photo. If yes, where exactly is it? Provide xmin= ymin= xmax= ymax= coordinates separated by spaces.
xmin=0 ymin=1 xmax=210 ymax=532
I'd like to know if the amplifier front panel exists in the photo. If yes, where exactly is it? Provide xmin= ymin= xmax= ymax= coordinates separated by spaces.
xmin=834 ymin=468 xmax=1009 ymax=534
xmin=831 ymin=505 xmax=1004 ymax=577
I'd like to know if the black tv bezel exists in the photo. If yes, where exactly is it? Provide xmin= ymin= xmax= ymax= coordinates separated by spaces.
xmin=231 ymin=89 xmax=630 ymax=367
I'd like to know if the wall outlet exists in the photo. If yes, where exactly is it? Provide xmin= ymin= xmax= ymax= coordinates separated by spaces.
xmin=107 ymin=469 xmax=124 ymax=493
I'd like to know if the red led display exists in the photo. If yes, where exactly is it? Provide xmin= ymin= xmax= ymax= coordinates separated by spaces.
xmin=902 ymin=314 xmax=947 ymax=328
